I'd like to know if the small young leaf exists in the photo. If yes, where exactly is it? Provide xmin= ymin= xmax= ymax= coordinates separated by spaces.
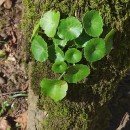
xmin=40 ymin=10 xmax=60 ymax=37
xmin=105 ymin=29 xmax=116 ymax=54
xmin=52 ymin=61 xmax=67 ymax=73
xmin=48 ymin=45 xmax=64 ymax=61
xmin=65 ymin=48 xmax=82 ymax=63
xmin=31 ymin=22 xmax=40 ymax=40
xmin=57 ymin=16 xmax=82 ymax=41
xmin=31 ymin=35 xmax=48 ymax=62
xmin=53 ymin=38 xmax=67 ymax=47
xmin=74 ymin=30 xmax=92 ymax=48
xmin=83 ymin=10 xmax=103 ymax=37
xmin=84 ymin=38 xmax=105 ymax=62
xmin=55 ymin=45 xmax=65 ymax=62
xmin=40 ymin=79 xmax=68 ymax=102
xmin=64 ymin=64 xmax=90 ymax=83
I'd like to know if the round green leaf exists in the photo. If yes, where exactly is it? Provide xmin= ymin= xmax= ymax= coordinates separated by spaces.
xmin=83 ymin=10 xmax=103 ymax=37
xmin=74 ymin=30 xmax=92 ymax=48
xmin=64 ymin=64 xmax=90 ymax=83
xmin=57 ymin=16 xmax=82 ymax=41
xmin=40 ymin=79 xmax=68 ymax=102
xmin=31 ymin=35 xmax=48 ymax=62
xmin=40 ymin=10 xmax=60 ymax=38
xmin=53 ymin=38 xmax=67 ymax=47
xmin=65 ymin=48 xmax=82 ymax=63
xmin=105 ymin=29 xmax=116 ymax=54
xmin=84 ymin=38 xmax=105 ymax=62
xmin=52 ymin=61 xmax=67 ymax=73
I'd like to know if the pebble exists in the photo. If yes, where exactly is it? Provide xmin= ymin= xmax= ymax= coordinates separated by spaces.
xmin=3 ymin=0 xmax=12 ymax=9
xmin=0 ymin=77 xmax=5 ymax=85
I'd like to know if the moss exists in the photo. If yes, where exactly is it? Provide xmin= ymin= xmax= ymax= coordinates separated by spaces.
xmin=39 ymin=96 xmax=89 ymax=130
xmin=22 ymin=0 xmax=130 ymax=130
xmin=31 ymin=61 xmax=57 ymax=95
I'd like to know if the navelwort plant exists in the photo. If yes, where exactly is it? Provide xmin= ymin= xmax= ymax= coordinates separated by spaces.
xmin=31 ymin=10 xmax=116 ymax=102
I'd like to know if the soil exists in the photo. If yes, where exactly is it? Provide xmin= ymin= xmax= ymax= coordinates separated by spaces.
xmin=0 ymin=0 xmax=28 ymax=129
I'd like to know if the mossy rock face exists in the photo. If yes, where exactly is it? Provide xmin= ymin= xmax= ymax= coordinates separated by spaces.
xmin=22 ymin=0 xmax=130 ymax=130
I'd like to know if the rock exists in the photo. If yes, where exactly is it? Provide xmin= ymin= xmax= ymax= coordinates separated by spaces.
xmin=0 ymin=117 xmax=11 ymax=130
xmin=0 ymin=77 xmax=5 ymax=85
xmin=0 ymin=0 xmax=5 ymax=6
xmin=3 ymin=0 xmax=12 ymax=9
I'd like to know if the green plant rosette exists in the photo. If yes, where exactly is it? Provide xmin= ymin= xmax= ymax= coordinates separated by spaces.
xmin=31 ymin=35 xmax=48 ymax=62
xmin=105 ymin=29 xmax=116 ymax=54
xmin=83 ymin=10 xmax=103 ymax=37
xmin=84 ymin=38 xmax=106 ymax=62
xmin=57 ymin=16 xmax=82 ymax=41
xmin=52 ymin=61 xmax=67 ymax=73
xmin=40 ymin=79 xmax=68 ymax=102
xmin=65 ymin=48 xmax=82 ymax=63
xmin=74 ymin=30 xmax=92 ymax=48
xmin=64 ymin=64 xmax=90 ymax=83
xmin=40 ymin=10 xmax=60 ymax=38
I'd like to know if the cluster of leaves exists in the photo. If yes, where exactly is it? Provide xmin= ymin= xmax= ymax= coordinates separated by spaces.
xmin=31 ymin=10 xmax=116 ymax=102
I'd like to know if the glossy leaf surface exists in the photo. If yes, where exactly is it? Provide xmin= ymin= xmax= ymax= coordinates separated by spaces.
xmin=52 ymin=61 xmax=67 ymax=73
xmin=31 ymin=35 xmax=48 ymax=62
xmin=40 ymin=10 xmax=60 ymax=37
xmin=64 ymin=64 xmax=90 ymax=83
xmin=83 ymin=10 xmax=103 ymax=37
xmin=84 ymin=38 xmax=105 ymax=62
xmin=65 ymin=48 xmax=82 ymax=63
xmin=48 ymin=45 xmax=64 ymax=61
xmin=57 ymin=16 xmax=82 ymax=41
xmin=41 ymin=79 xmax=68 ymax=102
xmin=55 ymin=45 xmax=64 ymax=62
xmin=53 ymin=38 xmax=67 ymax=47
xmin=31 ymin=22 xmax=40 ymax=40
xmin=105 ymin=29 xmax=116 ymax=54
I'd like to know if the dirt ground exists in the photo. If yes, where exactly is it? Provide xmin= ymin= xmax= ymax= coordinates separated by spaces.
xmin=0 ymin=0 xmax=28 ymax=129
